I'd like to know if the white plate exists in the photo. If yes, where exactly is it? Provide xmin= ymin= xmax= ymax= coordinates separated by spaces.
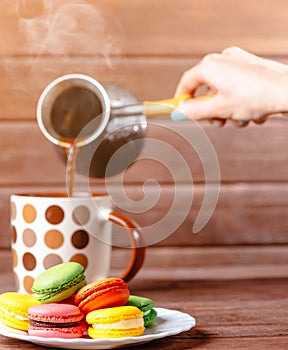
xmin=0 ymin=308 xmax=196 ymax=349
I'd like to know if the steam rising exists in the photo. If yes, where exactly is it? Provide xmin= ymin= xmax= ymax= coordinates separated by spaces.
xmin=0 ymin=0 xmax=122 ymax=111
xmin=16 ymin=0 xmax=122 ymax=59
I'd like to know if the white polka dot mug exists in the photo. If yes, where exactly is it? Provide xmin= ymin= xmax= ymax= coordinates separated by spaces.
xmin=10 ymin=193 xmax=146 ymax=294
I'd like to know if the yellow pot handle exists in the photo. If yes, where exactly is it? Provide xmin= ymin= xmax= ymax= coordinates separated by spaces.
xmin=143 ymin=94 xmax=213 ymax=116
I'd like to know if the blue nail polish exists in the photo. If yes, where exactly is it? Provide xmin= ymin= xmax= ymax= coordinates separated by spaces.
xmin=170 ymin=109 xmax=187 ymax=121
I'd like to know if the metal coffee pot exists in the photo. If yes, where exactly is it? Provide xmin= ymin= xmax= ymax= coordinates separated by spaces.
xmin=37 ymin=73 xmax=193 ymax=178
xmin=37 ymin=74 xmax=148 ymax=178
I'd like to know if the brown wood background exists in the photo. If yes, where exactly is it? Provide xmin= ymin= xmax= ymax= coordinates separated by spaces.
xmin=1 ymin=0 xmax=288 ymax=278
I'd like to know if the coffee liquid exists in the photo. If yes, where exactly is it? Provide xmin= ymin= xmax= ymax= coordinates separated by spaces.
xmin=65 ymin=144 xmax=79 ymax=197
xmin=51 ymin=86 xmax=103 ymax=139
xmin=52 ymin=86 xmax=103 ymax=197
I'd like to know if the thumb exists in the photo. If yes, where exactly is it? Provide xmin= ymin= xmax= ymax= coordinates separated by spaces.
xmin=171 ymin=95 xmax=223 ymax=121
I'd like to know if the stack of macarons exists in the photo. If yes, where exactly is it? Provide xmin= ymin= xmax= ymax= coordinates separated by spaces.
xmin=0 ymin=262 xmax=158 ymax=339
xmin=74 ymin=279 xmax=157 ymax=338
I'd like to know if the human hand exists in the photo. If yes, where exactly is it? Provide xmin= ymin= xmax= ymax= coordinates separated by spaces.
xmin=172 ymin=47 xmax=288 ymax=127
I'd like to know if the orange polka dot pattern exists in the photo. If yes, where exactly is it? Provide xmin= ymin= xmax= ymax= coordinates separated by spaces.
xmin=23 ymin=204 xmax=37 ymax=223
xmin=10 ymin=197 xmax=110 ymax=295
xmin=44 ymin=230 xmax=64 ymax=249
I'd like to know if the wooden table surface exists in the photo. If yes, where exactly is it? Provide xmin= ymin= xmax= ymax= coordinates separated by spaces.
xmin=0 ymin=256 xmax=288 ymax=350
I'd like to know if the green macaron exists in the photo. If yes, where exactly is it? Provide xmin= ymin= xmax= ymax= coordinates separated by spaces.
xmin=32 ymin=262 xmax=86 ymax=303
xmin=126 ymin=295 xmax=157 ymax=327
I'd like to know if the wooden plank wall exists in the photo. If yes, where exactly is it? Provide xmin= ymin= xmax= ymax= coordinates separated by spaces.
xmin=1 ymin=0 xmax=288 ymax=271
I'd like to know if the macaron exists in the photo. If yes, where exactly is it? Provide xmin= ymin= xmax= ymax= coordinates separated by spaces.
xmin=31 ymin=262 xmax=86 ymax=303
xmin=0 ymin=292 xmax=40 ymax=331
xmin=28 ymin=303 xmax=86 ymax=338
xmin=126 ymin=295 xmax=157 ymax=326
xmin=74 ymin=278 xmax=129 ymax=314
xmin=86 ymin=305 xmax=145 ymax=338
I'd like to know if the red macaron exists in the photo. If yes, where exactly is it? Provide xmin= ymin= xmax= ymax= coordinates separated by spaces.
xmin=28 ymin=303 xmax=86 ymax=338
xmin=74 ymin=278 xmax=130 ymax=314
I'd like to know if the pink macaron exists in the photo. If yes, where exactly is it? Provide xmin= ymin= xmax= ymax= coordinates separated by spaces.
xmin=28 ymin=303 xmax=86 ymax=338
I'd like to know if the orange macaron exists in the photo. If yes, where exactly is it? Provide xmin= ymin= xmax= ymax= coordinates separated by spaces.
xmin=74 ymin=278 xmax=129 ymax=314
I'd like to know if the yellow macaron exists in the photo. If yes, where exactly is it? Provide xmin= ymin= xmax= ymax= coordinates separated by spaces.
xmin=86 ymin=306 xmax=145 ymax=338
xmin=0 ymin=292 xmax=40 ymax=331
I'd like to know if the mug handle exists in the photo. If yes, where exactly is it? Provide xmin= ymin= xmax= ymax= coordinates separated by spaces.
xmin=108 ymin=211 xmax=146 ymax=282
